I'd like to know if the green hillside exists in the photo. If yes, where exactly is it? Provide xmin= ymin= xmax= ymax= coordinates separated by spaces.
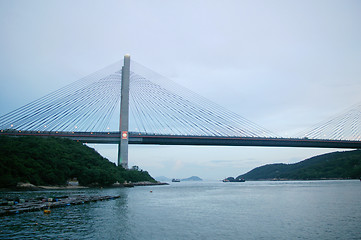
xmin=0 ymin=135 xmax=155 ymax=188
xmin=237 ymin=150 xmax=361 ymax=180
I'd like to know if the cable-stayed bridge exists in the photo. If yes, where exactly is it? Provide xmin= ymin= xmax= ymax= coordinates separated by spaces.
xmin=1 ymin=55 xmax=361 ymax=168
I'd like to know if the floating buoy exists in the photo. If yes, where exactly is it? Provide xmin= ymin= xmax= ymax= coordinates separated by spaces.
xmin=44 ymin=202 xmax=51 ymax=214
xmin=150 ymin=190 xmax=152 ymax=193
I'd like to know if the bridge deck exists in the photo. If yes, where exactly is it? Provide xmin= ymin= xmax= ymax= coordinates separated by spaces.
xmin=1 ymin=130 xmax=361 ymax=149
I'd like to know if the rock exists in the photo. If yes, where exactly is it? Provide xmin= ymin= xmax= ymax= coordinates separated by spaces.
xmin=132 ymin=181 xmax=169 ymax=186
xmin=16 ymin=182 xmax=41 ymax=190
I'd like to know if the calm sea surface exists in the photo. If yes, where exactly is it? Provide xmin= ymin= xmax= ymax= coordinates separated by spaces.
xmin=1 ymin=180 xmax=360 ymax=239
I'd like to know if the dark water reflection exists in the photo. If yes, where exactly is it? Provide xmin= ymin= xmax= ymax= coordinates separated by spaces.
xmin=1 ymin=180 xmax=360 ymax=239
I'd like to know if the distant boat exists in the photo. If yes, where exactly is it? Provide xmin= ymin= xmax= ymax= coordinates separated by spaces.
xmin=172 ymin=179 xmax=180 ymax=182
xmin=222 ymin=177 xmax=245 ymax=182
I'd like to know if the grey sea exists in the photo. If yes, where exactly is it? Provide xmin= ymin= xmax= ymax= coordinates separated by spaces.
xmin=1 ymin=180 xmax=360 ymax=239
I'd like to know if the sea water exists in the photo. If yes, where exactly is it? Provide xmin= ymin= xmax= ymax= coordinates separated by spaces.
xmin=1 ymin=180 xmax=360 ymax=239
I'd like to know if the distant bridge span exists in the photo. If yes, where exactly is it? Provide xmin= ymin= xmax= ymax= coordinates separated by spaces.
xmin=1 ymin=130 xmax=361 ymax=149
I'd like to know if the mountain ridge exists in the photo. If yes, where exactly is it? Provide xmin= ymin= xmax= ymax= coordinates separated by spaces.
xmin=237 ymin=150 xmax=361 ymax=180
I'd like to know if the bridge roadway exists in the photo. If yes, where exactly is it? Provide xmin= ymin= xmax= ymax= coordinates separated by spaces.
xmin=1 ymin=130 xmax=361 ymax=149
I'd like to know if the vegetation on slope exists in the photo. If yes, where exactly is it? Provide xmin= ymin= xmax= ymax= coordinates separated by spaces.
xmin=0 ymin=135 xmax=155 ymax=188
xmin=237 ymin=150 xmax=361 ymax=180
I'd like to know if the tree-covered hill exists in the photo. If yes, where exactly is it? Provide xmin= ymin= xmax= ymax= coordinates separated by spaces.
xmin=0 ymin=135 xmax=155 ymax=188
xmin=237 ymin=150 xmax=361 ymax=180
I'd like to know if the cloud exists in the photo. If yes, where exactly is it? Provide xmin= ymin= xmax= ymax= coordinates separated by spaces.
xmin=173 ymin=160 xmax=184 ymax=171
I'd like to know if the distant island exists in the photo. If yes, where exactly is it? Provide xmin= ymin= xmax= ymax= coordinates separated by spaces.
xmin=155 ymin=176 xmax=171 ymax=182
xmin=155 ymin=176 xmax=203 ymax=182
xmin=181 ymin=176 xmax=202 ymax=181
xmin=0 ymin=135 xmax=156 ymax=188
xmin=236 ymin=150 xmax=361 ymax=181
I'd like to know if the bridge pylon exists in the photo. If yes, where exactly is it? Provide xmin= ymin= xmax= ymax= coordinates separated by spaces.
xmin=118 ymin=54 xmax=130 ymax=168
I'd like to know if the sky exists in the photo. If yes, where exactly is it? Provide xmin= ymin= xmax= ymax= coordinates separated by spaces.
xmin=1 ymin=0 xmax=361 ymax=180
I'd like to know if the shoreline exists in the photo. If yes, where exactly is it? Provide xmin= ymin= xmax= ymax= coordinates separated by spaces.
xmin=239 ymin=178 xmax=359 ymax=181
xmin=1 ymin=181 xmax=168 ymax=191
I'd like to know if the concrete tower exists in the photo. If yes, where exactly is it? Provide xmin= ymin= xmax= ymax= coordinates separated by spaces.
xmin=118 ymin=54 xmax=130 ymax=168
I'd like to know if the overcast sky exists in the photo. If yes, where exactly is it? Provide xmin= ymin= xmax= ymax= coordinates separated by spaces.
xmin=1 ymin=0 xmax=360 ymax=180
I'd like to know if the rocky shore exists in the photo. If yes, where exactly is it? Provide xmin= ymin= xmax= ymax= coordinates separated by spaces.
xmin=132 ymin=181 xmax=169 ymax=186
xmin=10 ymin=181 xmax=168 ymax=191
xmin=113 ymin=181 xmax=169 ymax=187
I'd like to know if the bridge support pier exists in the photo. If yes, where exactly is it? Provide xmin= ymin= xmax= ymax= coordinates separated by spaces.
xmin=118 ymin=54 xmax=130 ymax=169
